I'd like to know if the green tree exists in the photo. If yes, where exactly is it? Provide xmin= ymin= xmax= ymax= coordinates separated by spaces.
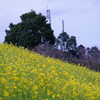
xmin=5 ymin=10 xmax=55 ymax=48
xmin=66 ymin=36 xmax=77 ymax=51
xmin=91 ymin=46 xmax=99 ymax=54
xmin=57 ymin=32 xmax=69 ymax=51
xmin=91 ymin=46 xmax=99 ymax=58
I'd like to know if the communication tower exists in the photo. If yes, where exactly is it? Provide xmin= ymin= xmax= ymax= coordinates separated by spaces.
xmin=62 ymin=20 xmax=64 ymax=33
xmin=47 ymin=9 xmax=51 ymax=27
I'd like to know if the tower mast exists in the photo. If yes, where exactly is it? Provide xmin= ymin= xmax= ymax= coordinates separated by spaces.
xmin=62 ymin=20 xmax=64 ymax=33
xmin=47 ymin=8 xmax=51 ymax=27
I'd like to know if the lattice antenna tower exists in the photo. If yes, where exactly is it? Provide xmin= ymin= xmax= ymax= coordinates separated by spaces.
xmin=62 ymin=20 xmax=64 ymax=33
xmin=47 ymin=8 xmax=51 ymax=27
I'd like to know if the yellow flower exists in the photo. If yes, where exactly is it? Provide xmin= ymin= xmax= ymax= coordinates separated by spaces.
xmin=0 ymin=97 xmax=2 ymax=100
xmin=31 ymin=69 xmax=37 ymax=73
xmin=52 ymin=95 xmax=56 ymax=98
xmin=5 ymin=86 xmax=9 ymax=89
xmin=45 ymin=98 xmax=49 ymax=100
xmin=73 ymin=92 xmax=78 ymax=97
xmin=26 ymin=67 xmax=30 ymax=70
xmin=32 ymin=96 xmax=37 ymax=99
xmin=39 ymin=73 xmax=45 ymax=76
xmin=1 ymin=77 xmax=7 ymax=84
xmin=57 ymin=94 xmax=60 ymax=97
xmin=13 ymin=86 xmax=17 ymax=89
xmin=4 ymin=91 xmax=10 ymax=97
xmin=33 ymin=85 xmax=38 ymax=90
xmin=34 ymin=91 xmax=38 ymax=94
xmin=47 ymin=90 xmax=51 ymax=96
xmin=63 ymin=71 xmax=69 ymax=76
xmin=12 ymin=77 xmax=19 ymax=81
xmin=13 ymin=95 xmax=16 ymax=97
xmin=42 ymin=64 xmax=46 ymax=68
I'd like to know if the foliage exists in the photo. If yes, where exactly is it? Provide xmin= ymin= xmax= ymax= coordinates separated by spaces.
xmin=4 ymin=11 xmax=55 ymax=48
xmin=77 ymin=45 xmax=85 ymax=57
xmin=56 ymin=32 xmax=69 ymax=51
xmin=91 ymin=46 xmax=99 ymax=54
xmin=90 ymin=46 xmax=99 ymax=59
xmin=56 ymin=32 xmax=77 ymax=52
xmin=0 ymin=43 xmax=100 ymax=100
xmin=67 ymin=36 xmax=77 ymax=51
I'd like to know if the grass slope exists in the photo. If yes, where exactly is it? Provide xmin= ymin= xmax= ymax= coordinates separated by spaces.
xmin=0 ymin=43 xmax=100 ymax=100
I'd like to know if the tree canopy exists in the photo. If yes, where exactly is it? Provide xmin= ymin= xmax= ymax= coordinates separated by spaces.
xmin=56 ymin=32 xmax=69 ymax=51
xmin=5 ymin=11 xmax=55 ymax=48
xmin=55 ymin=32 xmax=77 ymax=52
xmin=66 ymin=36 xmax=77 ymax=51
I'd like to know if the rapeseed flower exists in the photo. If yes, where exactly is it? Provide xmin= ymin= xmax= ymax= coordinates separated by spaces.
xmin=0 ymin=43 xmax=100 ymax=100
xmin=0 ymin=97 xmax=2 ymax=100
xmin=4 ymin=91 xmax=10 ymax=97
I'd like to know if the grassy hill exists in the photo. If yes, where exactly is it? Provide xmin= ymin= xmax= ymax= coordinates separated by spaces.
xmin=0 ymin=43 xmax=100 ymax=100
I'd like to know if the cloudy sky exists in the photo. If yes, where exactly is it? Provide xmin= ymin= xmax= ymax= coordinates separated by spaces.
xmin=0 ymin=0 xmax=100 ymax=48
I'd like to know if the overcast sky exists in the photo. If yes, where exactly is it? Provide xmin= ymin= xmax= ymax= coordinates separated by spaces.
xmin=0 ymin=0 xmax=100 ymax=48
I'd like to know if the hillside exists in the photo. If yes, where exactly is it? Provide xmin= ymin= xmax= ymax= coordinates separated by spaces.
xmin=0 ymin=43 xmax=100 ymax=100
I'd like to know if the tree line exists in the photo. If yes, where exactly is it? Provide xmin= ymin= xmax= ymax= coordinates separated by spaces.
xmin=5 ymin=11 xmax=77 ymax=52
xmin=4 ymin=10 xmax=100 ymax=61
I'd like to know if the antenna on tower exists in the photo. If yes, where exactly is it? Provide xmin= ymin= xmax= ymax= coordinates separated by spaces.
xmin=47 ymin=7 xmax=51 ymax=27
xmin=62 ymin=20 xmax=64 ymax=33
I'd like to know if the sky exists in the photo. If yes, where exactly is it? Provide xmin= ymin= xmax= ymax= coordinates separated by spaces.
xmin=0 ymin=0 xmax=100 ymax=48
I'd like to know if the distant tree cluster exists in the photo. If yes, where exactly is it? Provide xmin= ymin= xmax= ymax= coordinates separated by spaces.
xmin=5 ymin=10 xmax=100 ymax=60
xmin=5 ymin=10 xmax=77 ymax=52
xmin=55 ymin=32 xmax=77 ymax=52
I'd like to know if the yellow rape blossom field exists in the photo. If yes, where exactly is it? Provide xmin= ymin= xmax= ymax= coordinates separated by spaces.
xmin=0 ymin=43 xmax=100 ymax=100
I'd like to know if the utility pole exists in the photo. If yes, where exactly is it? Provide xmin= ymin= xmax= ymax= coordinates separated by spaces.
xmin=47 ymin=8 xmax=51 ymax=27
xmin=62 ymin=20 xmax=64 ymax=33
